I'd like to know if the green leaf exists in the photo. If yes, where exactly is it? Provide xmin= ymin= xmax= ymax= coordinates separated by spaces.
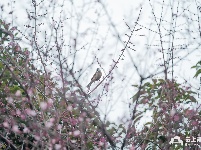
xmin=185 ymin=100 xmax=192 ymax=104
xmin=86 ymin=142 xmax=94 ymax=149
xmin=132 ymin=84 xmax=138 ymax=87
xmin=0 ymin=29 xmax=2 ymax=38
xmin=134 ymin=115 xmax=142 ymax=123
xmin=196 ymin=60 xmax=201 ymax=65
xmin=158 ymin=79 xmax=165 ymax=83
xmin=193 ymin=69 xmax=201 ymax=78
xmin=144 ymin=122 xmax=152 ymax=126
xmin=189 ymin=96 xmax=196 ymax=102
xmin=144 ymin=82 xmax=151 ymax=86
xmin=158 ymin=135 xmax=167 ymax=143
xmin=152 ymin=79 xmax=157 ymax=84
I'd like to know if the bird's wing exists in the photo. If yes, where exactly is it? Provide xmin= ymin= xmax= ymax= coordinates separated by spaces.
xmin=91 ymin=71 xmax=98 ymax=81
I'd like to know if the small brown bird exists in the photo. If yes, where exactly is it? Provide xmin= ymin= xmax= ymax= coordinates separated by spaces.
xmin=87 ymin=68 xmax=102 ymax=89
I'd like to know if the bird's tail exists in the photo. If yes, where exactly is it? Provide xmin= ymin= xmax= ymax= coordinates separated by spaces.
xmin=87 ymin=81 xmax=93 ymax=89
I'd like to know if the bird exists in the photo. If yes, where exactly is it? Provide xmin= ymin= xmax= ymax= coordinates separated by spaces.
xmin=87 ymin=68 xmax=102 ymax=89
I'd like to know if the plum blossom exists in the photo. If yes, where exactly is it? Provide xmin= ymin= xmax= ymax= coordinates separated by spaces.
xmin=40 ymin=102 xmax=48 ymax=110
xmin=129 ymin=146 xmax=135 ymax=150
xmin=27 ymin=89 xmax=33 ymax=97
xmin=78 ymin=117 xmax=84 ymax=122
xmin=52 ymin=139 xmax=56 ymax=144
xmin=99 ymin=141 xmax=104 ymax=146
xmin=49 ymin=118 xmax=55 ymax=122
xmin=57 ymin=124 xmax=62 ymax=130
xmin=173 ymin=115 xmax=180 ymax=121
xmin=21 ymin=114 xmax=26 ymax=120
xmin=16 ymin=109 xmax=21 ymax=116
xmin=15 ymin=90 xmax=21 ymax=97
xmin=71 ymin=140 xmax=76 ymax=143
xmin=23 ymin=127 xmax=30 ymax=133
xmin=26 ymin=109 xmax=36 ymax=116
xmin=48 ymin=98 xmax=53 ymax=106
xmin=7 ymin=97 xmax=13 ymax=103
xmin=170 ymin=109 xmax=176 ymax=117
xmin=86 ymin=118 xmax=90 ymax=122
xmin=55 ymin=144 xmax=61 ymax=150
xmin=73 ymin=130 xmax=80 ymax=137
xmin=3 ymin=122 xmax=9 ymax=128
xmin=12 ymin=125 xmax=19 ymax=133
xmin=45 ymin=121 xmax=53 ymax=128
xmin=34 ymin=135 xmax=40 ymax=141
xmin=67 ymin=105 xmax=73 ymax=111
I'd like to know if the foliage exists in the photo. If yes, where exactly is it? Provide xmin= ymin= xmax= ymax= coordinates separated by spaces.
xmin=191 ymin=60 xmax=201 ymax=78
xmin=0 ymin=20 xmax=120 ymax=150
xmin=131 ymin=78 xmax=199 ymax=149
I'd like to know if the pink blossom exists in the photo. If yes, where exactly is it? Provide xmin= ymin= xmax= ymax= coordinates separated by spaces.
xmin=30 ymin=110 xmax=36 ymax=116
xmin=16 ymin=109 xmax=21 ymax=116
xmin=9 ymin=42 xmax=15 ymax=46
xmin=25 ymin=50 xmax=30 ymax=56
xmin=45 ymin=121 xmax=53 ymax=128
xmin=15 ymin=45 xmax=21 ymax=51
xmin=170 ymin=109 xmax=176 ymax=117
xmin=192 ymin=121 xmax=198 ymax=126
xmin=48 ymin=145 xmax=53 ymax=150
xmin=48 ymin=98 xmax=53 ymax=106
xmin=99 ymin=141 xmax=104 ymax=146
xmin=45 ymin=88 xmax=50 ymax=95
xmin=67 ymin=105 xmax=73 ymax=111
xmin=7 ymin=97 xmax=13 ymax=103
xmin=57 ymin=124 xmax=62 ymax=130
xmin=3 ymin=122 xmax=9 ymax=128
xmin=78 ymin=117 xmax=84 ymax=122
xmin=49 ymin=118 xmax=55 ymax=122
xmin=173 ymin=115 xmax=180 ymax=121
xmin=12 ymin=125 xmax=19 ymax=133
xmin=15 ymin=90 xmax=21 ymax=97
xmin=143 ymin=99 xmax=149 ymax=104
xmin=21 ymin=114 xmax=26 ymax=120
xmin=71 ymin=140 xmax=76 ymax=143
xmin=55 ymin=144 xmax=61 ymax=150
xmin=40 ymin=102 xmax=48 ymax=110
xmin=34 ymin=135 xmax=40 ymax=141
xmin=185 ymin=109 xmax=194 ymax=118
xmin=100 ymin=137 xmax=105 ymax=142
xmin=52 ymin=139 xmax=56 ymax=144
xmin=28 ymin=89 xmax=33 ymax=97
xmin=81 ymin=112 xmax=87 ymax=117
xmin=86 ymin=118 xmax=90 ymax=122
xmin=71 ymin=118 xmax=78 ymax=125
xmin=23 ymin=127 xmax=30 ymax=133
xmin=129 ymin=146 xmax=135 ymax=150
xmin=26 ymin=109 xmax=36 ymax=116
xmin=73 ymin=130 xmax=80 ymax=137
xmin=22 ymin=97 xmax=27 ymax=101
